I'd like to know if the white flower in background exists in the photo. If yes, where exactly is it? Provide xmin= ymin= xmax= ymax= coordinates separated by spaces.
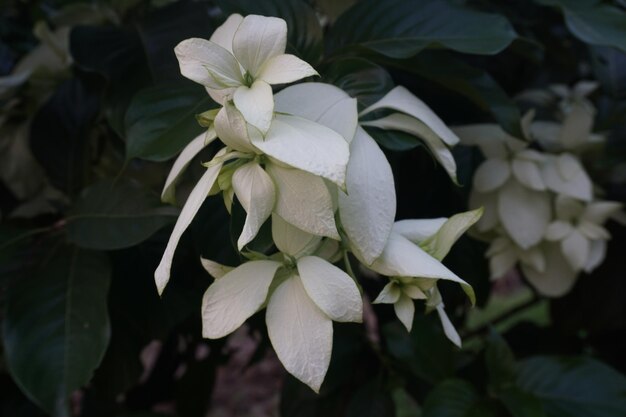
xmin=371 ymin=209 xmax=482 ymax=346
xmin=545 ymin=195 xmax=622 ymax=272
xmin=175 ymin=14 xmax=318 ymax=133
xmin=200 ymin=215 xmax=362 ymax=392
xmin=486 ymin=234 xmax=545 ymax=279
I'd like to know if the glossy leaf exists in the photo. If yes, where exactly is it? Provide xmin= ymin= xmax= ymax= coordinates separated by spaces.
xmin=3 ymin=244 xmax=111 ymax=417
xmin=422 ymin=379 xmax=479 ymax=417
xmin=66 ymin=179 xmax=178 ymax=250
xmin=328 ymin=0 xmax=517 ymax=58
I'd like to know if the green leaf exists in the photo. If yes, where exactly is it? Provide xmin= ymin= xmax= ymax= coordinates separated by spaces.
xmin=485 ymin=332 xmax=517 ymax=388
xmin=323 ymin=57 xmax=394 ymax=110
xmin=328 ymin=0 xmax=517 ymax=58
xmin=422 ymin=379 xmax=479 ymax=417
xmin=125 ymin=83 xmax=214 ymax=161
xmin=517 ymin=356 xmax=626 ymax=417
xmin=536 ymin=0 xmax=626 ymax=53
xmin=66 ymin=179 xmax=178 ymax=250
xmin=498 ymin=387 xmax=547 ymax=417
xmin=364 ymin=126 xmax=423 ymax=151
xmin=384 ymin=52 xmax=523 ymax=138
xmin=2 ymin=244 xmax=111 ymax=417
xmin=216 ymin=0 xmax=323 ymax=64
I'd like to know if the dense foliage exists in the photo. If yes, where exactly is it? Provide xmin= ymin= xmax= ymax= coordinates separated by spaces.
xmin=1 ymin=1 xmax=626 ymax=416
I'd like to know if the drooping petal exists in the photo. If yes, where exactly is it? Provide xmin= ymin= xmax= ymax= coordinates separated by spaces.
xmin=561 ymin=229 xmax=590 ymax=271
xmin=214 ymin=103 xmax=257 ymax=152
xmin=511 ymin=157 xmax=546 ymax=191
xmin=542 ymin=154 xmax=592 ymax=201
xmin=232 ymin=15 xmax=287 ymax=77
xmin=258 ymin=54 xmax=318 ymax=85
xmin=202 ymin=260 xmax=281 ymax=338
xmin=266 ymin=163 xmax=339 ymax=239
xmin=338 ymin=128 xmax=396 ymax=264
xmin=271 ymin=213 xmax=321 ymax=258
xmin=210 ymin=14 xmax=243 ymax=53
xmin=370 ymin=233 xmax=474 ymax=303
xmin=473 ymin=158 xmax=510 ymax=192
xmin=497 ymin=180 xmax=551 ymax=249
xmin=175 ymin=38 xmax=243 ymax=89
xmin=231 ymin=162 xmax=276 ymax=249
xmin=584 ymin=239 xmax=607 ymax=273
xmin=155 ymin=162 xmax=223 ymax=295
xmin=162 ymin=129 xmax=218 ymax=204
xmin=233 ymin=80 xmax=274 ymax=134
xmin=200 ymin=257 xmax=234 ymax=279
xmin=436 ymin=305 xmax=461 ymax=348
xmin=251 ymin=114 xmax=349 ymax=186
xmin=545 ymin=220 xmax=574 ymax=241
xmin=361 ymin=113 xmax=458 ymax=181
xmin=297 ymin=256 xmax=363 ymax=323
xmin=394 ymin=294 xmax=415 ymax=332
xmin=373 ymin=282 xmax=401 ymax=304
xmin=392 ymin=218 xmax=446 ymax=243
xmin=522 ymin=243 xmax=577 ymax=297
xmin=275 ymin=82 xmax=358 ymax=143
xmin=266 ymin=274 xmax=333 ymax=393
xmin=421 ymin=208 xmax=483 ymax=260
xmin=469 ymin=190 xmax=499 ymax=232
xmin=360 ymin=86 xmax=459 ymax=146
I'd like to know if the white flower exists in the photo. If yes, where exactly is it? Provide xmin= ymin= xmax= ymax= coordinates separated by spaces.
xmin=486 ymin=234 xmax=545 ymax=279
xmin=174 ymin=14 xmax=318 ymax=133
xmin=545 ymin=195 xmax=621 ymax=272
xmin=199 ymin=215 xmax=362 ymax=393
xmin=371 ymin=209 xmax=482 ymax=346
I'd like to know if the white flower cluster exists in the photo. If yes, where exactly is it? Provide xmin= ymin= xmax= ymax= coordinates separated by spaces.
xmin=455 ymin=82 xmax=622 ymax=297
xmin=156 ymin=14 xmax=477 ymax=392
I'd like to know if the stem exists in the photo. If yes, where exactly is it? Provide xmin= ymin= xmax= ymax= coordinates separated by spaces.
xmin=343 ymin=250 xmax=357 ymax=280
xmin=0 ymin=225 xmax=56 ymax=251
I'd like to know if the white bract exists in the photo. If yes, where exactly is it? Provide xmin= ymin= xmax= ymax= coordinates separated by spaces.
xmin=156 ymin=13 xmax=479 ymax=393
xmin=457 ymin=91 xmax=622 ymax=297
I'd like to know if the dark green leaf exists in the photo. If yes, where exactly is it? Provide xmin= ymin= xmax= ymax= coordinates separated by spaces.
xmin=364 ymin=126 xmax=422 ymax=151
xmin=591 ymin=46 xmax=626 ymax=98
xmin=66 ymin=179 xmax=178 ymax=250
xmin=422 ymin=379 xmax=479 ymax=417
xmin=536 ymin=0 xmax=626 ymax=53
xmin=346 ymin=380 xmax=395 ymax=417
xmin=498 ymin=387 xmax=547 ymax=417
xmin=323 ymin=57 xmax=394 ymax=110
xmin=125 ymin=83 xmax=213 ymax=161
xmin=2 ymin=244 xmax=111 ymax=417
xmin=517 ymin=356 xmax=626 ymax=417
xmin=216 ymin=0 xmax=323 ymax=64
xmin=485 ymin=332 xmax=517 ymax=388
xmin=328 ymin=0 xmax=517 ymax=58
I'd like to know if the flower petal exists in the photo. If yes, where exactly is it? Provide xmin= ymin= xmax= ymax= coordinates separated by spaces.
xmin=214 ymin=102 xmax=257 ymax=152
xmin=394 ymin=294 xmax=415 ymax=332
xmin=584 ymin=239 xmax=606 ymax=273
xmin=162 ymin=129 xmax=217 ymax=204
xmin=338 ymin=128 xmax=396 ymax=264
xmin=511 ymin=157 xmax=546 ymax=191
xmin=561 ymin=230 xmax=590 ymax=271
xmin=489 ymin=248 xmax=518 ymax=279
xmin=522 ymin=243 xmax=577 ymax=297
xmin=232 ymin=162 xmax=276 ymax=249
xmin=275 ymin=82 xmax=358 ymax=143
xmin=361 ymin=113 xmax=458 ymax=182
xmin=373 ymin=282 xmax=401 ymax=304
xmin=175 ymin=38 xmax=243 ymax=88
xmin=545 ymin=220 xmax=573 ymax=241
xmin=577 ymin=220 xmax=609 ymax=240
xmin=559 ymin=101 xmax=594 ymax=150
xmin=271 ymin=213 xmax=321 ymax=257
xmin=436 ymin=305 xmax=461 ymax=348
xmin=202 ymin=260 xmax=281 ymax=338
xmin=266 ymin=163 xmax=339 ymax=239
xmin=582 ymin=201 xmax=623 ymax=224
xmin=469 ymin=190 xmax=499 ymax=232
xmin=155 ymin=162 xmax=223 ymax=295
xmin=200 ymin=257 xmax=234 ymax=279
xmin=258 ymin=54 xmax=318 ymax=85
xmin=251 ymin=114 xmax=349 ymax=186
xmin=297 ymin=256 xmax=363 ymax=323
xmin=453 ymin=124 xmax=509 ymax=158
xmin=497 ymin=180 xmax=551 ymax=249
xmin=473 ymin=158 xmax=510 ymax=192
xmin=421 ymin=208 xmax=483 ymax=260
xmin=361 ymin=86 xmax=459 ymax=146
xmin=542 ymin=154 xmax=592 ymax=201
xmin=392 ymin=218 xmax=446 ymax=243
xmin=233 ymin=80 xmax=274 ymax=134
xmin=266 ymin=274 xmax=332 ymax=393
xmin=210 ymin=14 xmax=243 ymax=53
xmin=232 ymin=15 xmax=287 ymax=77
